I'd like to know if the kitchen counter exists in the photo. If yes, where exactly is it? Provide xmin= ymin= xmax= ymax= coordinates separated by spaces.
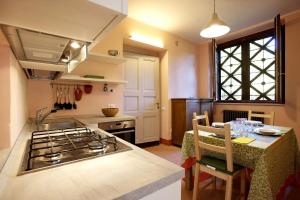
xmin=75 ymin=114 xmax=136 ymax=124
xmin=0 ymin=117 xmax=183 ymax=200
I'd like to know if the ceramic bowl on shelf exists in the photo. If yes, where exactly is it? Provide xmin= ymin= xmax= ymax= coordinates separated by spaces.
xmin=102 ymin=108 xmax=119 ymax=117
xmin=108 ymin=50 xmax=119 ymax=56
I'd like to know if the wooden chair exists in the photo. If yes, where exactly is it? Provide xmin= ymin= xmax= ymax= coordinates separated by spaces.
xmin=248 ymin=110 xmax=275 ymax=125
xmin=192 ymin=111 xmax=210 ymax=126
xmin=192 ymin=120 xmax=245 ymax=200
xmin=192 ymin=111 xmax=217 ymax=189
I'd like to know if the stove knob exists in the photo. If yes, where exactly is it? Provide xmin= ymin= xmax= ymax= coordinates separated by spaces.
xmin=123 ymin=123 xmax=127 ymax=128
xmin=110 ymin=125 xmax=113 ymax=129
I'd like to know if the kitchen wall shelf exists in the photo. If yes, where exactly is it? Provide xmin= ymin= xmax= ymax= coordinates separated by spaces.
xmin=59 ymin=75 xmax=127 ymax=85
xmin=87 ymin=52 xmax=126 ymax=65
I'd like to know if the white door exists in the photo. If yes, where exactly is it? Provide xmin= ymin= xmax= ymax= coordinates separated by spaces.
xmin=124 ymin=54 xmax=160 ymax=144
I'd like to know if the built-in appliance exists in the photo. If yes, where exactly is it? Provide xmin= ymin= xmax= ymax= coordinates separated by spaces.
xmin=1 ymin=26 xmax=88 ymax=80
xmin=0 ymin=0 xmax=128 ymax=80
xmin=98 ymin=120 xmax=135 ymax=144
xmin=19 ymin=127 xmax=131 ymax=175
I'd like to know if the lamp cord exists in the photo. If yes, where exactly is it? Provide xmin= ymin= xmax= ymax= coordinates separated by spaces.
xmin=214 ymin=0 xmax=216 ymax=13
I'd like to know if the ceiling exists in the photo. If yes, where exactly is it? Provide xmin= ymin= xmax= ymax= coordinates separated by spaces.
xmin=128 ymin=0 xmax=300 ymax=43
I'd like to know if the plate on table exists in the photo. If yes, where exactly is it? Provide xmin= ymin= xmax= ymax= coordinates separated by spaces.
xmin=254 ymin=128 xmax=282 ymax=136
xmin=212 ymin=122 xmax=225 ymax=128
xmin=245 ymin=120 xmax=263 ymax=126
xmin=210 ymin=131 xmax=238 ymax=139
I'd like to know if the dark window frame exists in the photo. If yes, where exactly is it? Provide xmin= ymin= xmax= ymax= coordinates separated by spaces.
xmin=215 ymin=27 xmax=285 ymax=104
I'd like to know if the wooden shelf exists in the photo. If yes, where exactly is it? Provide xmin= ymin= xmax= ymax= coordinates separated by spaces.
xmin=59 ymin=75 xmax=127 ymax=84
xmin=87 ymin=52 xmax=126 ymax=65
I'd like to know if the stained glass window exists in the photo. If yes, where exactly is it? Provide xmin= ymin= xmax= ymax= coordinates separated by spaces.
xmin=217 ymin=28 xmax=284 ymax=102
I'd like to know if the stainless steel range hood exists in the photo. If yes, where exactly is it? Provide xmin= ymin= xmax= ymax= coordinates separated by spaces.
xmin=0 ymin=0 xmax=128 ymax=80
xmin=2 ymin=25 xmax=88 ymax=80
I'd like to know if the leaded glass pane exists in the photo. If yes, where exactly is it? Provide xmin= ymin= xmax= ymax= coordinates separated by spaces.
xmin=249 ymin=37 xmax=276 ymax=101
xmin=220 ymin=45 xmax=242 ymax=100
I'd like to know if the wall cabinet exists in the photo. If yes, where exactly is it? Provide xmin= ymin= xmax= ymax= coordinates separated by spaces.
xmin=171 ymin=98 xmax=213 ymax=146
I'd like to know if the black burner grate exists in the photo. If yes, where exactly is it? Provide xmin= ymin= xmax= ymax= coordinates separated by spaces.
xmin=25 ymin=127 xmax=120 ymax=171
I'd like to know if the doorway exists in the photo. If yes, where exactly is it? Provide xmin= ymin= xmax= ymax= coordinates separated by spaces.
xmin=123 ymin=53 xmax=160 ymax=144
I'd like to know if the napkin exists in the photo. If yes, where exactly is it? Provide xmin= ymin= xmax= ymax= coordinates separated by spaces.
xmin=232 ymin=137 xmax=255 ymax=144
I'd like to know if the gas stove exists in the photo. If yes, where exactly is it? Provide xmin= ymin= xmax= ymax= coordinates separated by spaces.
xmin=19 ymin=127 xmax=132 ymax=174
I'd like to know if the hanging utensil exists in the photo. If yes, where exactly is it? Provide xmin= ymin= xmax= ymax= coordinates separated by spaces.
xmin=65 ymin=86 xmax=69 ymax=110
xmin=84 ymin=84 xmax=93 ymax=94
xmin=72 ymin=85 xmax=77 ymax=109
xmin=63 ymin=86 xmax=68 ymax=109
xmin=75 ymin=85 xmax=83 ymax=101
xmin=59 ymin=86 xmax=64 ymax=110
xmin=54 ymin=85 xmax=60 ymax=109
xmin=66 ymin=86 xmax=72 ymax=110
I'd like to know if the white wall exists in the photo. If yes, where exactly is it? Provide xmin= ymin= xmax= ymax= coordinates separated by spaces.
xmin=0 ymin=44 xmax=10 ymax=149
xmin=0 ymin=29 xmax=28 ymax=169
xmin=9 ymin=51 xmax=28 ymax=147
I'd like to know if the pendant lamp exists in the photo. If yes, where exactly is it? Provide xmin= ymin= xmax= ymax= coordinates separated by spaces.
xmin=200 ymin=0 xmax=230 ymax=38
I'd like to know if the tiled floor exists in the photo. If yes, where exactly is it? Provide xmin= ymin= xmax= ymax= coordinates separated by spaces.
xmin=144 ymin=144 xmax=300 ymax=200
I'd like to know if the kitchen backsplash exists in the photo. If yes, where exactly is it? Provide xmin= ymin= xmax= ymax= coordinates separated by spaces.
xmin=27 ymin=80 xmax=124 ymax=118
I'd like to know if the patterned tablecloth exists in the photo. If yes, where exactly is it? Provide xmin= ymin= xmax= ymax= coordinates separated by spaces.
xmin=181 ymin=126 xmax=300 ymax=200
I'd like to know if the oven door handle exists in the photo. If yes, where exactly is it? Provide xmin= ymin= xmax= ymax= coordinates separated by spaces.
xmin=108 ymin=130 xmax=135 ymax=135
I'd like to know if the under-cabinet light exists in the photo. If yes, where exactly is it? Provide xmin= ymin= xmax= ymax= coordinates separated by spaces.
xmin=129 ymin=33 xmax=164 ymax=48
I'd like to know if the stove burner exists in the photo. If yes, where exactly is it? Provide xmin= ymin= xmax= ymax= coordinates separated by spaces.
xmin=47 ymin=141 xmax=58 ymax=147
xmin=21 ymin=126 xmax=132 ymax=174
xmin=41 ymin=152 xmax=62 ymax=163
xmin=88 ymin=141 xmax=109 ymax=153
xmin=72 ymin=136 xmax=83 ymax=142
xmin=70 ymin=131 xmax=88 ymax=142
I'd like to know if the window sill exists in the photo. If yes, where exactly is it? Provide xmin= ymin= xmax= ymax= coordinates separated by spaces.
xmin=214 ymin=101 xmax=285 ymax=106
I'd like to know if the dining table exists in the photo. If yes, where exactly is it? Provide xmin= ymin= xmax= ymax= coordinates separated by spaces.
xmin=181 ymin=124 xmax=300 ymax=200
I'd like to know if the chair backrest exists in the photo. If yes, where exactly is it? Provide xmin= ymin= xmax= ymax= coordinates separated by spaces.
xmin=248 ymin=110 xmax=275 ymax=125
xmin=192 ymin=119 xmax=233 ymax=172
xmin=192 ymin=111 xmax=210 ymax=126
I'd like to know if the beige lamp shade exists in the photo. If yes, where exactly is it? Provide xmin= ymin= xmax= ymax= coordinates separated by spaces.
xmin=200 ymin=13 xmax=230 ymax=38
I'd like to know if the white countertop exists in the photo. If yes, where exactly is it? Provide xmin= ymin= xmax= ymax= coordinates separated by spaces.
xmin=0 ymin=117 xmax=183 ymax=200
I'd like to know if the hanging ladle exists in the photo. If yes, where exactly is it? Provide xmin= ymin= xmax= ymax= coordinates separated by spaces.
xmin=66 ymin=86 xmax=72 ymax=110
xmin=72 ymin=85 xmax=77 ymax=109
xmin=54 ymin=85 xmax=60 ymax=109
xmin=59 ymin=86 xmax=64 ymax=110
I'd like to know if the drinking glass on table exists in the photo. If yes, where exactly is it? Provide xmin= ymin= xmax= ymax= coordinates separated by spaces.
xmin=233 ymin=119 xmax=242 ymax=137
xmin=231 ymin=120 xmax=238 ymax=131
xmin=240 ymin=123 xmax=248 ymax=137
xmin=231 ymin=120 xmax=241 ymax=137
xmin=252 ymin=122 xmax=259 ymax=135
xmin=244 ymin=122 xmax=253 ymax=137
xmin=236 ymin=118 xmax=247 ymax=137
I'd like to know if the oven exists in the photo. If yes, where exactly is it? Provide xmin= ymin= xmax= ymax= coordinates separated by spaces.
xmin=98 ymin=120 xmax=135 ymax=144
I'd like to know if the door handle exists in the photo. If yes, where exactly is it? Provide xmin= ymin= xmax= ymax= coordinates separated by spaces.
xmin=156 ymin=102 xmax=160 ymax=109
